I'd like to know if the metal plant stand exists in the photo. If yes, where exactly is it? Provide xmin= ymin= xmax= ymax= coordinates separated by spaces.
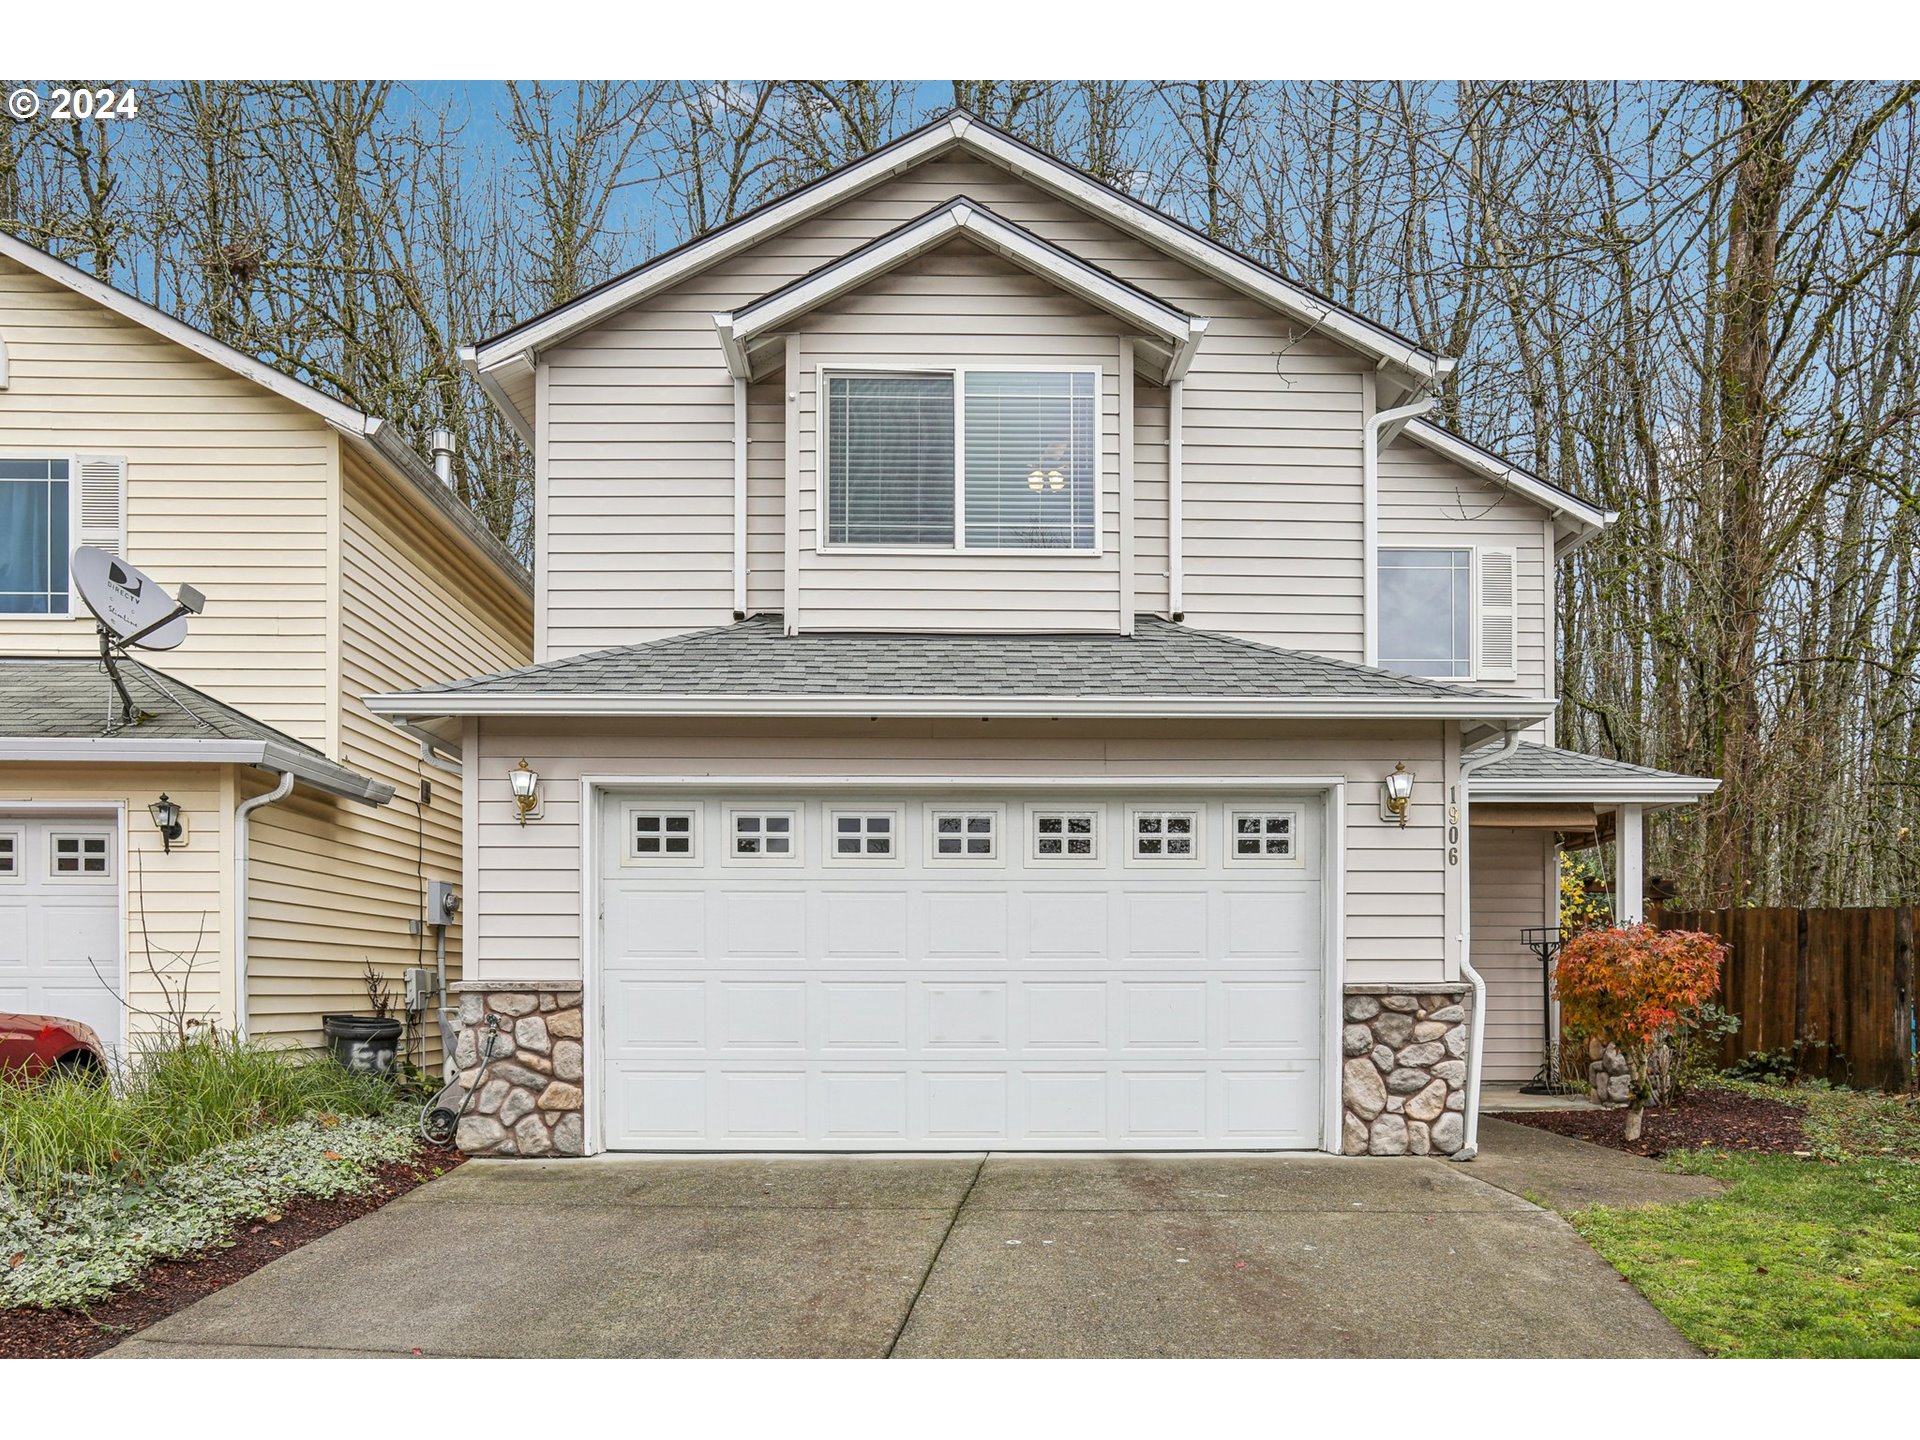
xmin=1518 ymin=926 xmax=1569 ymax=1094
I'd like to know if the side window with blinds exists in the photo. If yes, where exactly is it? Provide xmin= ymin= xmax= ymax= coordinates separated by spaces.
xmin=1476 ymin=545 xmax=1518 ymax=680
xmin=76 ymin=455 xmax=128 ymax=558
xmin=824 ymin=374 xmax=956 ymax=547
xmin=0 ymin=458 xmax=73 ymax=616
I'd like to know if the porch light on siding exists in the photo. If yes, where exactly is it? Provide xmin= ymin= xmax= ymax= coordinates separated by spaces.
xmin=1380 ymin=763 xmax=1414 ymax=828
xmin=509 ymin=760 xmax=541 ymax=826
xmin=149 ymin=793 xmax=184 ymax=852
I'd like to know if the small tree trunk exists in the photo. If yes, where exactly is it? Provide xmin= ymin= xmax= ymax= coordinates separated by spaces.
xmin=1623 ymin=1103 xmax=1645 ymax=1142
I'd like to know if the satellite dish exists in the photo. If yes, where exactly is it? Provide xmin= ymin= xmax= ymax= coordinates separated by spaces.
xmin=71 ymin=547 xmax=194 ymax=651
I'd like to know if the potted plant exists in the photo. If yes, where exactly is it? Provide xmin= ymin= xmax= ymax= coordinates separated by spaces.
xmin=321 ymin=961 xmax=404 ymax=1076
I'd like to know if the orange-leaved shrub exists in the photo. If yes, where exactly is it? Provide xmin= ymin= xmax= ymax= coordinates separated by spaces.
xmin=1555 ymin=923 xmax=1727 ymax=1139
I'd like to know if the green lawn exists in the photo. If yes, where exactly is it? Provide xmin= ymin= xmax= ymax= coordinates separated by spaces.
xmin=1568 ymin=1084 xmax=1920 ymax=1358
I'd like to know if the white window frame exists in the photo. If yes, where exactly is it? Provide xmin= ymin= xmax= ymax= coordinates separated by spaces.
xmin=0 ymin=452 xmax=81 ymax=621
xmin=1376 ymin=544 xmax=1479 ymax=682
xmin=1025 ymin=803 xmax=1105 ymax=866
xmin=0 ymin=827 xmax=22 ymax=883
xmin=823 ymin=805 xmax=906 ymax=867
xmin=621 ymin=804 xmax=702 ymax=867
xmin=817 ymin=364 xmax=1105 ymax=557
xmin=721 ymin=805 xmax=803 ymax=866
xmin=1125 ymin=806 xmax=1205 ymax=867
xmin=1224 ymin=806 xmax=1305 ymax=867
xmin=923 ymin=804 xmax=1005 ymax=865
xmin=46 ymin=828 xmax=113 ymax=880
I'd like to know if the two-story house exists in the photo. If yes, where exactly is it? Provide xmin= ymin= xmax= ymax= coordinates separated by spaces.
xmin=0 ymin=233 xmax=532 ymax=1068
xmin=370 ymin=111 xmax=1716 ymax=1161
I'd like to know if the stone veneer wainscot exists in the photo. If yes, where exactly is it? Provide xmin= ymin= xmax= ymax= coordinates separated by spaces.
xmin=450 ymin=983 xmax=586 ymax=1157
xmin=1340 ymin=984 xmax=1472 ymax=1156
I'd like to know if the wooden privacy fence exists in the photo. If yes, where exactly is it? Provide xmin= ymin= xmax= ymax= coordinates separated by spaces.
xmin=1653 ymin=906 xmax=1918 ymax=1092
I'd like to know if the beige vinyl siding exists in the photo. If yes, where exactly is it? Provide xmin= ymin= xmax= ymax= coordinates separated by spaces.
xmin=245 ymin=451 xmax=531 ymax=1057
xmin=468 ymin=717 xmax=1455 ymax=988
xmin=1132 ymin=381 xmax=1171 ymax=617
xmin=1470 ymin=825 xmax=1555 ymax=1082
xmin=538 ymin=155 xmax=1370 ymax=658
xmin=0 ymin=257 xmax=336 ymax=747
xmin=792 ymin=242 xmax=1125 ymax=632
xmin=1378 ymin=438 xmax=1554 ymax=697
xmin=0 ymin=763 xmax=232 ymax=1037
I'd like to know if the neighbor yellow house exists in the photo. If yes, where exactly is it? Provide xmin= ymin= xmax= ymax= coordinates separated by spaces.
xmin=0 ymin=233 xmax=532 ymax=1069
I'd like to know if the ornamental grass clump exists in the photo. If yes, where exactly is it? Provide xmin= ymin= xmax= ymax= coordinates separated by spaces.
xmin=0 ymin=1034 xmax=395 ymax=1212
xmin=1555 ymin=923 xmax=1727 ymax=1142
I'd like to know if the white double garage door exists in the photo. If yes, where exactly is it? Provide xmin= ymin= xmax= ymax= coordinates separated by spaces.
xmin=599 ymin=787 xmax=1329 ymax=1151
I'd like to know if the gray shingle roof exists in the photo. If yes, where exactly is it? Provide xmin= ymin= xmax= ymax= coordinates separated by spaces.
xmin=0 ymin=656 xmax=390 ymax=803
xmin=1473 ymin=742 xmax=1714 ymax=787
xmin=391 ymin=615 xmax=1511 ymax=704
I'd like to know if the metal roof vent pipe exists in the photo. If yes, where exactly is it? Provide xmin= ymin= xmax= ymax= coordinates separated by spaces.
xmin=431 ymin=428 xmax=457 ymax=486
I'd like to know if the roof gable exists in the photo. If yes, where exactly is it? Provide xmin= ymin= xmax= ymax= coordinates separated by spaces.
xmin=714 ymin=197 xmax=1208 ymax=384
xmin=0 ymin=235 xmax=530 ymax=599
xmin=1399 ymin=420 xmax=1613 ymax=548
xmin=467 ymin=111 xmax=1448 ymax=398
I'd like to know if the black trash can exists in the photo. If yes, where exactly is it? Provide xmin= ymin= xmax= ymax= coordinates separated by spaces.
xmin=321 ymin=1014 xmax=402 ymax=1076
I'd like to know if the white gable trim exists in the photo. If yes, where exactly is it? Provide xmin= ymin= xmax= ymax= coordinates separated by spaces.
xmin=0 ymin=232 xmax=530 ymax=598
xmin=1401 ymin=419 xmax=1614 ymax=546
xmin=470 ymin=113 xmax=1447 ymax=389
xmin=714 ymin=198 xmax=1207 ymax=384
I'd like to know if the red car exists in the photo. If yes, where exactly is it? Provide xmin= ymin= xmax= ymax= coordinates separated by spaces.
xmin=0 ymin=1013 xmax=108 ymax=1082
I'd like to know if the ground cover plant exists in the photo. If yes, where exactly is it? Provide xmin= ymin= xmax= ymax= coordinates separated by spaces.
xmin=1 ymin=1035 xmax=420 ymax=1310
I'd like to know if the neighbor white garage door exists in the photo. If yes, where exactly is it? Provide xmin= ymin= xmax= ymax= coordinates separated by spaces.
xmin=598 ymin=788 xmax=1326 ymax=1151
xmin=0 ymin=816 xmax=124 ymax=1051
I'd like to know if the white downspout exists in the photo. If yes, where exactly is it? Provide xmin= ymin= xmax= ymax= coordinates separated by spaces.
xmin=233 ymin=769 xmax=294 ymax=1042
xmin=1169 ymin=377 xmax=1184 ymax=619
xmin=1363 ymin=395 xmax=1438 ymax=666
xmin=1452 ymin=725 xmax=1524 ymax=1160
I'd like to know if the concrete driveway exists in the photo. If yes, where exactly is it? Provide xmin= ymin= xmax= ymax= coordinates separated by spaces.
xmin=110 ymin=1151 xmax=1694 ymax=1358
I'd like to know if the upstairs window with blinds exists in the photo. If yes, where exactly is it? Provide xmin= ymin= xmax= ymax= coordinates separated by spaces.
xmin=823 ymin=369 xmax=1099 ymax=552
xmin=1378 ymin=547 xmax=1473 ymax=678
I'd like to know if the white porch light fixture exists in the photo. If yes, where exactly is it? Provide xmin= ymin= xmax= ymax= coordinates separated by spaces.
xmin=1380 ymin=762 xmax=1414 ymax=827
xmin=509 ymin=759 xmax=541 ymax=826
xmin=148 ymin=792 xmax=184 ymax=852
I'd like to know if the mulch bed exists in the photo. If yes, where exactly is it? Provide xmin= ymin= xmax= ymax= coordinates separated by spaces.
xmin=1 ymin=1145 xmax=464 ymax=1360
xmin=1503 ymin=1087 xmax=1810 ymax=1159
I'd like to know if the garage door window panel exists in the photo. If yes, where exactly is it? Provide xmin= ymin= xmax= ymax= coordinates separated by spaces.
xmin=1028 ymin=806 xmax=1103 ymax=864
xmin=625 ymin=807 xmax=700 ymax=865
xmin=1227 ymin=808 xmax=1303 ymax=866
xmin=725 ymin=808 xmax=800 ymax=864
xmin=1128 ymin=808 xmax=1203 ymax=866
xmin=48 ymin=832 xmax=111 ymax=879
xmin=926 ymin=807 xmax=1001 ymax=862
xmin=0 ymin=830 xmax=19 ymax=881
xmin=825 ymin=808 xmax=902 ymax=865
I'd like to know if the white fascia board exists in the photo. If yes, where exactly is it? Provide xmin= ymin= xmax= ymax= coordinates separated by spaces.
xmin=473 ymin=123 xmax=968 ymax=366
xmin=1164 ymin=318 xmax=1209 ymax=385
xmin=470 ymin=115 xmax=1446 ymax=386
xmin=0 ymin=737 xmax=395 ymax=806
xmin=350 ymin=425 xmax=533 ymax=600
xmin=718 ymin=200 xmax=1197 ymax=368
xmin=462 ymin=344 xmax=535 ymax=445
xmin=367 ymin=692 xmax=1558 ymax=722
xmin=0 ymin=235 xmax=527 ymax=603
xmin=1401 ymin=419 xmax=1612 ymax=535
xmin=1470 ymin=777 xmax=1721 ymax=804
xmin=0 ymin=232 xmax=366 ymax=435
xmin=952 ymin=122 xmax=1445 ymax=386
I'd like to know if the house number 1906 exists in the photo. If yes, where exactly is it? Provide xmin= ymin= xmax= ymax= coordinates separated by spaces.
xmin=1446 ymin=788 xmax=1460 ymax=865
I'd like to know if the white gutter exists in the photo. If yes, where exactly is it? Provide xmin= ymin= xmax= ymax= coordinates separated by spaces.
xmin=1452 ymin=725 xmax=1526 ymax=1161
xmin=0 ymin=737 xmax=394 ymax=805
xmin=366 ymin=692 xmax=1559 ymax=723
xmin=232 ymin=769 xmax=294 ymax=1042
xmin=1363 ymin=394 xmax=1439 ymax=667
